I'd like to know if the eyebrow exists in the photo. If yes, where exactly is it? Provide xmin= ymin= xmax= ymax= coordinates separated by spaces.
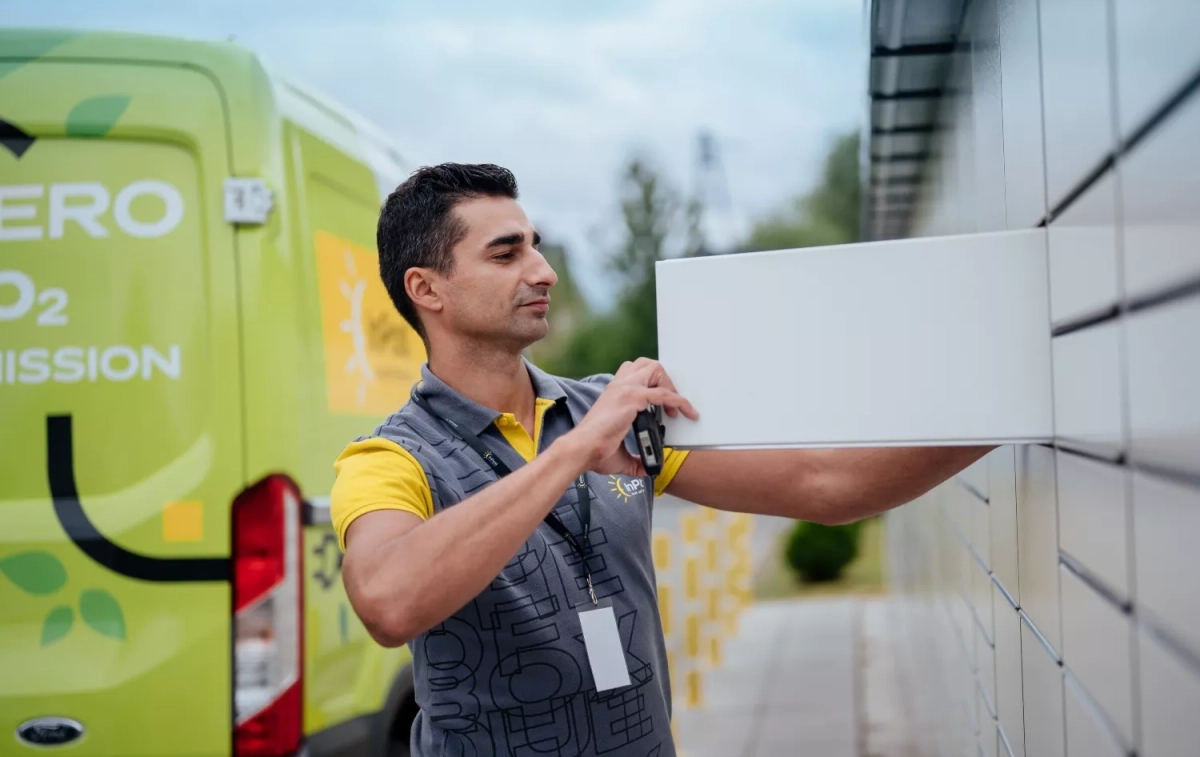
xmin=486 ymin=229 xmax=541 ymax=249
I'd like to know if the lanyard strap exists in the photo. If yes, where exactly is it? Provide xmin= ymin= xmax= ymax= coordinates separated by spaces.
xmin=410 ymin=392 xmax=597 ymax=603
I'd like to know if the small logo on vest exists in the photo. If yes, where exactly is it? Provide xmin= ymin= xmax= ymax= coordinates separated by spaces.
xmin=608 ymin=475 xmax=647 ymax=502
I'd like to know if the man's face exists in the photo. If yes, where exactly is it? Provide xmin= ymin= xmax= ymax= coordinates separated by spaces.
xmin=436 ymin=196 xmax=558 ymax=350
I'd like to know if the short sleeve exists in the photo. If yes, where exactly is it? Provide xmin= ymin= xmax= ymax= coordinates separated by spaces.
xmin=579 ymin=372 xmax=615 ymax=387
xmin=331 ymin=437 xmax=434 ymax=551
xmin=655 ymin=447 xmax=690 ymax=496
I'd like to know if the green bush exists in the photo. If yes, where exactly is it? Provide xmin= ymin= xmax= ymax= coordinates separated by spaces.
xmin=784 ymin=520 xmax=861 ymax=583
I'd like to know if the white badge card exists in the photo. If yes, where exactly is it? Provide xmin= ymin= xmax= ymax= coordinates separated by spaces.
xmin=578 ymin=605 xmax=631 ymax=691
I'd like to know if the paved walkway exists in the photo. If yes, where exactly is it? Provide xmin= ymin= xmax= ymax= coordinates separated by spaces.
xmin=672 ymin=596 xmax=913 ymax=757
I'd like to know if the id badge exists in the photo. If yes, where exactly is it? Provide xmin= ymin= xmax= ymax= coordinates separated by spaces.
xmin=578 ymin=604 xmax=631 ymax=691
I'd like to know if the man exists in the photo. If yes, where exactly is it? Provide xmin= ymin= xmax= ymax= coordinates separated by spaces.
xmin=333 ymin=163 xmax=989 ymax=757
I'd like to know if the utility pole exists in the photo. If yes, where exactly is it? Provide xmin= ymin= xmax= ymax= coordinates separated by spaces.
xmin=691 ymin=129 xmax=733 ymax=255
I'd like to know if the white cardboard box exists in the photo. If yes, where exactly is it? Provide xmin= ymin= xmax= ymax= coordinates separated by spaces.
xmin=655 ymin=229 xmax=1053 ymax=449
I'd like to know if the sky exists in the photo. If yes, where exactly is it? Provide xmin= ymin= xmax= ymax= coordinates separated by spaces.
xmin=4 ymin=0 xmax=868 ymax=308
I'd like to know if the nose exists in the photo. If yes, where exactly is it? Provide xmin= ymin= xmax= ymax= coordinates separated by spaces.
xmin=528 ymin=247 xmax=558 ymax=290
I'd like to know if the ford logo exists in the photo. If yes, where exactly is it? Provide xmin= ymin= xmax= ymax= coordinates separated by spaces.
xmin=15 ymin=717 xmax=85 ymax=747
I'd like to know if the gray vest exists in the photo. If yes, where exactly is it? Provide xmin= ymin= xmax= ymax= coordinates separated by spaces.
xmin=364 ymin=361 xmax=675 ymax=757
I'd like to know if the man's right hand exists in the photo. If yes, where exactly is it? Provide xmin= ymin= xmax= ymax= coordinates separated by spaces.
xmin=563 ymin=358 xmax=699 ymax=477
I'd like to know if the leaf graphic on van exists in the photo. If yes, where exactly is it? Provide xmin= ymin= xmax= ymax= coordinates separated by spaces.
xmin=66 ymin=95 xmax=131 ymax=138
xmin=0 ymin=551 xmax=67 ymax=596
xmin=41 ymin=606 xmax=74 ymax=647
xmin=80 ymin=589 xmax=126 ymax=640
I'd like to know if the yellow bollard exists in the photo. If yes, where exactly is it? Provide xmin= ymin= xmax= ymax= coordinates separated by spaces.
xmin=724 ymin=611 xmax=739 ymax=637
xmin=687 ymin=669 xmax=704 ymax=708
xmin=681 ymin=513 xmax=700 ymax=544
xmin=685 ymin=614 xmax=701 ymax=658
xmin=653 ymin=531 xmax=672 ymax=570
xmin=685 ymin=558 xmax=700 ymax=600
xmin=725 ymin=567 xmax=740 ymax=594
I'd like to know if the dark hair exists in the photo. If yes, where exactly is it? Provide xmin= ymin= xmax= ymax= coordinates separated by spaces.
xmin=376 ymin=162 xmax=519 ymax=338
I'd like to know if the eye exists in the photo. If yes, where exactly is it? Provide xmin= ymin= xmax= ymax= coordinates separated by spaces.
xmin=493 ymin=251 xmax=515 ymax=261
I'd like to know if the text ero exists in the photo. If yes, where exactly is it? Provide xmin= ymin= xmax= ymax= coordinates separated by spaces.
xmin=0 ymin=181 xmax=184 ymax=242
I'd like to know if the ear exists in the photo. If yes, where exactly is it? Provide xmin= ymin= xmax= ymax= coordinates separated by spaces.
xmin=404 ymin=267 xmax=445 ymax=316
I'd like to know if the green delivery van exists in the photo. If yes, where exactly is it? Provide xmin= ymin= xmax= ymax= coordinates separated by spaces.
xmin=0 ymin=28 xmax=428 ymax=757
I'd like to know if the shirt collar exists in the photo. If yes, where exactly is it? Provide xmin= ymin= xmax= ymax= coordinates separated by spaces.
xmin=412 ymin=358 xmax=568 ymax=435
xmin=525 ymin=359 xmax=569 ymax=404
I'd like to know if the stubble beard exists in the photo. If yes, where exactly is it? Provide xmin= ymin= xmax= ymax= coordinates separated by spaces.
xmin=460 ymin=308 xmax=548 ymax=356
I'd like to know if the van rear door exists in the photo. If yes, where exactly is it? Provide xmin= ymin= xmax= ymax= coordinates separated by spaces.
xmin=0 ymin=44 xmax=244 ymax=757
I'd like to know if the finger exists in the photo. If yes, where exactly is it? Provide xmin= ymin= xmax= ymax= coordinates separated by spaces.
xmin=638 ymin=359 xmax=679 ymax=392
xmin=655 ymin=369 xmax=678 ymax=394
xmin=614 ymin=360 xmax=639 ymax=380
xmin=644 ymin=362 xmax=680 ymax=395
xmin=670 ymin=396 xmax=698 ymax=421
xmin=640 ymin=385 xmax=681 ymax=406
xmin=658 ymin=396 xmax=682 ymax=419
xmin=614 ymin=359 xmax=677 ymax=397
xmin=669 ymin=399 xmax=699 ymax=421
xmin=627 ymin=359 xmax=668 ymax=389
xmin=600 ymin=449 xmax=645 ymax=479
xmin=625 ymin=450 xmax=647 ymax=478
xmin=641 ymin=387 xmax=699 ymax=420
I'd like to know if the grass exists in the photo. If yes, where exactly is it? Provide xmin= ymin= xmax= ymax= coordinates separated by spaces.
xmin=753 ymin=515 xmax=888 ymax=601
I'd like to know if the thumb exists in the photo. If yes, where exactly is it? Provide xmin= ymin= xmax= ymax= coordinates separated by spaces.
xmin=598 ymin=447 xmax=645 ymax=478
xmin=618 ymin=449 xmax=647 ymax=478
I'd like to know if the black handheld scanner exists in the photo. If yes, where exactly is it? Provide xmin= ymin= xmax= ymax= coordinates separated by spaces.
xmin=633 ymin=405 xmax=665 ymax=477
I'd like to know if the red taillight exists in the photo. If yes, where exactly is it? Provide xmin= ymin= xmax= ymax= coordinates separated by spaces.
xmin=233 ymin=681 xmax=303 ymax=757
xmin=232 ymin=475 xmax=304 ymax=757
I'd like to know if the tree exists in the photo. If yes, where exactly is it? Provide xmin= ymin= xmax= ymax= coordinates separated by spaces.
xmin=536 ymin=129 xmax=862 ymax=379
xmin=539 ymin=156 xmax=704 ymax=379
xmin=743 ymin=130 xmax=862 ymax=252
xmin=803 ymin=130 xmax=862 ymax=240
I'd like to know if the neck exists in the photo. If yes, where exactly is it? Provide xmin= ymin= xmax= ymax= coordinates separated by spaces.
xmin=426 ymin=338 xmax=535 ymax=416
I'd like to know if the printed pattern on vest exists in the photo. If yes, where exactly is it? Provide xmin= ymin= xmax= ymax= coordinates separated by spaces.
xmin=363 ymin=362 xmax=674 ymax=757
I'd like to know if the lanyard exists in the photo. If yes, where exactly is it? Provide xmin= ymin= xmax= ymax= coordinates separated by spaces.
xmin=410 ymin=392 xmax=599 ymax=605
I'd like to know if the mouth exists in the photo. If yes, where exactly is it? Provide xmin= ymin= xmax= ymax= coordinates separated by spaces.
xmin=520 ymin=298 xmax=550 ymax=313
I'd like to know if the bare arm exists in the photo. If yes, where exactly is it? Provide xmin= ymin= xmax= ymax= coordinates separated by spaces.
xmin=665 ymin=445 xmax=993 ymax=524
xmin=342 ymin=437 xmax=593 ymax=647
xmin=341 ymin=360 xmax=699 ymax=648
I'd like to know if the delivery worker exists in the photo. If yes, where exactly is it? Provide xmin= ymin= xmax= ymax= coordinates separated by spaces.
xmin=332 ymin=162 xmax=988 ymax=757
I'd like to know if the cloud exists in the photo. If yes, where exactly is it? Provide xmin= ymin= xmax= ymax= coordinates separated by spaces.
xmin=5 ymin=0 xmax=866 ymax=306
